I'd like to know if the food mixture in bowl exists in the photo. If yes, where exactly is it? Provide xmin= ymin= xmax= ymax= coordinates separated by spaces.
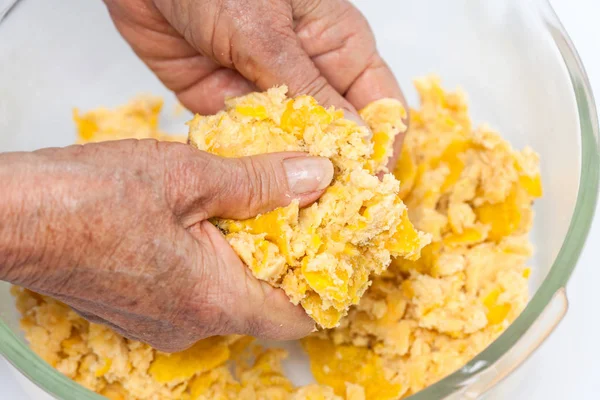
xmin=12 ymin=76 xmax=542 ymax=399
xmin=188 ymin=85 xmax=430 ymax=329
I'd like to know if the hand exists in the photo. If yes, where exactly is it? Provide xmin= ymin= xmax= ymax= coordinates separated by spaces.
xmin=0 ymin=140 xmax=334 ymax=352
xmin=104 ymin=0 xmax=408 ymax=168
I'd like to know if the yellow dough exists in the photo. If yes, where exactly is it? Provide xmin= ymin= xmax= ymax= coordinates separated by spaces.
xmin=188 ymin=86 xmax=429 ymax=328
xmin=303 ymin=76 xmax=541 ymax=397
xmin=13 ymin=76 xmax=542 ymax=400
xmin=72 ymin=96 xmax=186 ymax=144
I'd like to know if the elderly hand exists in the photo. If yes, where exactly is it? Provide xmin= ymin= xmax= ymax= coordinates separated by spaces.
xmin=104 ymin=0 xmax=408 ymax=168
xmin=0 ymin=140 xmax=333 ymax=351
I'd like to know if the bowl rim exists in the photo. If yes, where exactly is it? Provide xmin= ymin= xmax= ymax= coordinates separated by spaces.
xmin=410 ymin=0 xmax=600 ymax=398
xmin=0 ymin=0 xmax=599 ymax=399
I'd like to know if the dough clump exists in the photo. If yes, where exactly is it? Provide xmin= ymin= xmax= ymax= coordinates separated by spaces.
xmin=188 ymin=86 xmax=430 ymax=328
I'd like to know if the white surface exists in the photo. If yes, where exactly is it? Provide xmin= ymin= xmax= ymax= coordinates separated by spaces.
xmin=1 ymin=0 xmax=599 ymax=398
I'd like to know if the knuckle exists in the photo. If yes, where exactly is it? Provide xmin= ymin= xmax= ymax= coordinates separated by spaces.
xmin=294 ymin=73 xmax=329 ymax=98
xmin=364 ymin=52 xmax=387 ymax=72
xmin=241 ymin=158 xmax=265 ymax=209
xmin=293 ymin=74 xmax=343 ymax=109
xmin=236 ymin=157 xmax=279 ymax=216
xmin=292 ymin=0 xmax=322 ymax=15
xmin=339 ymin=2 xmax=368 ymax=28
xmin=163 ymin=146 xmax=216 ymax=216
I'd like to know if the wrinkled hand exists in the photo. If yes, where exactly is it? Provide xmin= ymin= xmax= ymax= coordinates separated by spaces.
xmin=104 ymin=0 xmax=407 ymax=168
xmin=0 ymin=140 xmax=334 ymax=351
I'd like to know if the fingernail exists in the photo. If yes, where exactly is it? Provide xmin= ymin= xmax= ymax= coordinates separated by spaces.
xmin=283 ymin=156 xmax=334 ymax=194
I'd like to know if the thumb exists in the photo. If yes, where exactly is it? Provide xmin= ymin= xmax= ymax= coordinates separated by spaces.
xmin=231 ymin=16 xmax=362 ymax=117
xmin=153 ymin=0 xmax=364 ymax=118
xmin=170 ymin=149 xmax=334 ymax=226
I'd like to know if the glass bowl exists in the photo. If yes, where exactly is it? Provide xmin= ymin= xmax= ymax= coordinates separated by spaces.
xmin=0 ymin=0 xmax=598 ymax=399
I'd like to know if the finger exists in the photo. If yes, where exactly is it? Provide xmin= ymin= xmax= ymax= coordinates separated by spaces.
xmin=105 ymin=0 xmax=253 ymax=114
xmin=70 ymin=307 xmax=106 ymax=325
xmin=233 ymin=18 xmax=358 ymax=114
xmin=69 ymin=305 xmax=151 ymax=347
xmin=142 ymin=51 xmax=255 ymax=115
xmin=189 ymin=221 xmax=315 ymax=340
xmin=292 ymin=0 xmax=406 ymax=109
xmin=292 ymin=0 xmax=408 ymax=168
xmin=174 ymin=68 xmax=255 ymax=115
xmin=166 ymin=146 xmax=334 ymax=225
xmin=235 ymin=32 xmax=355 ymax=113
xmin=153 ymin=0 xmax=359 ymax=116
xmin=68 ymin=295 xmax=198 ymax=353
xmin=350 ymin=56 xmax=408 ymax=171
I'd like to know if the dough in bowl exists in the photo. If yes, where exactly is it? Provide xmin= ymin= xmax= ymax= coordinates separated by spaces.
xmin=13 ymin=76 xmax=541 ymax=400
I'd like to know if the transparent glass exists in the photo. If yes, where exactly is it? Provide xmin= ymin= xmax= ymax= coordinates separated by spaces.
xmin=0 ymin=0 xmax=598 ymax=399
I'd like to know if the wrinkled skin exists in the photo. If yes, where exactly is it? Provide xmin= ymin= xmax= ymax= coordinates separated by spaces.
xmin=0 ymin=0 xmax=407 ymax=352
xmin=105 ymin=0 xmax=408 ymax=168
xmin=0 ymin=141 xmax=334 ymax=351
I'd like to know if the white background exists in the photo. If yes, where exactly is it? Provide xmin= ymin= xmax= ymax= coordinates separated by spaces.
xmin=1 ymin=0 xmax=599 ymax=398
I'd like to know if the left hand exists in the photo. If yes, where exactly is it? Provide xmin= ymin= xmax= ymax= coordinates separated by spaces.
xmin=104 ymin=0 xmax=408 ymax=169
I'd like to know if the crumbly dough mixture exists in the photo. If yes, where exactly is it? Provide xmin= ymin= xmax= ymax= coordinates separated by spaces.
xmin=13 ymin=76 xmax=542 ymax=400
xmin=188 ymin=87 xmax=430 ymax=328
xmin=73 ymin=96 xmax=187 ymax=144
xmin=302 ymin=77 xmax=542 ymax=398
